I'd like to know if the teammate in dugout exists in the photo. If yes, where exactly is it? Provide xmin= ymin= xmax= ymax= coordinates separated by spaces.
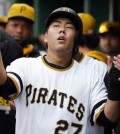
xmin=0 ymin=16 xmax=7 ymax=30
xmin=5 ymin=3 xmax=40 ymax=57
xmin=0 ymin=7 xmax=120 ymax=134
xmin=77 ymin=13 xmax=108 ymax=64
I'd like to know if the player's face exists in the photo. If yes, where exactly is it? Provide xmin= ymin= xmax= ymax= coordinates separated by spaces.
xmin=0 ymin=25 xmax=6 ymax=30
xmin=99 ymin=34 xmax=120 ymax=56
xmin=5 ymin=18 xmax=32 ymax=46
xmin=44 ymin=17 xmax=77 ymax=56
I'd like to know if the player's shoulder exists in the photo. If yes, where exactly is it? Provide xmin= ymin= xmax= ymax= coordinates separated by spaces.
xmin=74 ymin=58 xmax=94 ymax=73
xmin=10 ymin=56 xmax=42 ymax=66
xmin=81 ymin=55 xmax=107 ymax=68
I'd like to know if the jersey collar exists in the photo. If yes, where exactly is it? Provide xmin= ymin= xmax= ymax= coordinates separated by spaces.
xmin=41 ymin=55 xmax=74 ymax=71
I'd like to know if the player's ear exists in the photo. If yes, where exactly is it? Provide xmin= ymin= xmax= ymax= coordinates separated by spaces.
xmin=44 ymin=32 xmax=47 ymax=43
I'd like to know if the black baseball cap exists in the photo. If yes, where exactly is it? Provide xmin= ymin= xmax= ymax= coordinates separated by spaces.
xmin=45 ymin=7 xmax=83 ymax=33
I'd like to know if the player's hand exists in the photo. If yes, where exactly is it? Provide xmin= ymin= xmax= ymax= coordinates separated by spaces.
xmin=107 ymin=56 xmax=113 ymax=71
xmin=113 ymin=55 xmax=120 ymax=81
xmin=108 ymin=61 xmax=120 ymax=100
xmin=10 ymin=101 xmax=16 ymax=110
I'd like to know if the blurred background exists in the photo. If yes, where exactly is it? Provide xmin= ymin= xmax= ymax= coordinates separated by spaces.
xmin=0 ymin=0 xmax=120 ymax=41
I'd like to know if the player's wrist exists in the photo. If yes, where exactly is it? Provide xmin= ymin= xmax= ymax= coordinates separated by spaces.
xmin=108 ymin=65 xmax=120 ymax=100
xmin=108 ymin=81 xmax=120 ymax=100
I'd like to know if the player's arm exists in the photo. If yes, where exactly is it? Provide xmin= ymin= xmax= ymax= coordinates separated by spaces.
xmin=96 ymin=101 xmax=120 ymax=129
xmin=105 ymin=100 xmax=120 ymax=122
xmin=96 ymin=63 xmax=120 ymax=129
xmin=0 ymin=51 xmax=17 ymax=98
xmin=0 ymin=51 xmax=7 ymax=85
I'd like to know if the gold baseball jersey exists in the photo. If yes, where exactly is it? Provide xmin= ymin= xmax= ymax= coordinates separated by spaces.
xmin=6 ymin=56 xmax=107 ymax=134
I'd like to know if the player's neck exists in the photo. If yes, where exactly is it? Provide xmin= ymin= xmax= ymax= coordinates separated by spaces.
xmin=46 ymin=53 xmax=72 ymax=68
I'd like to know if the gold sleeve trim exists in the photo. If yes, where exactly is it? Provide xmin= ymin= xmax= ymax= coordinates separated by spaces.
xmin=95 ymin=107 xmax=104 ymax=125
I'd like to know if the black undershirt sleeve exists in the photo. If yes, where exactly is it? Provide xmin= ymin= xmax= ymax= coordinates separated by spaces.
xmin=104 ymin=72 xmax=109 ymax=90
xmin=96 ymin=110 xmax=119 ymax=129
xmin=0 ymin=76 xmax=17 ymax=98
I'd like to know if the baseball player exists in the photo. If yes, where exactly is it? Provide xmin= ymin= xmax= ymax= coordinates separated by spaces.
xmin=0 ymin=7 xmax=119 ymax=134
xmin=6 ymin=3 xmax=40 ymax=57
xmin=77 ymin=13 xmax=107 ymax=64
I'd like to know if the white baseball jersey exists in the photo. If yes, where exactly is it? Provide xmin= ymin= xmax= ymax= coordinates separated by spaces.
xmin=6 ymin=56 xmax=107 ymax=134
xmin=79 ymin=54 xmax=108 ymax=134
xmin=79 ymin=54 xmax=107 ymax=79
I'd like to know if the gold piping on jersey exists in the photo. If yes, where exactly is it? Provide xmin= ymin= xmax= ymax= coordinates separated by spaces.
xmin=41 ymin=56 xmax=74 ymax=71
xmin=77 ymin=53 xmax=85 ymax=63
xmin=7 ymin=74 xmax=19 ymax=101
xmin=95 ymin=107 xmax=104 ymax=125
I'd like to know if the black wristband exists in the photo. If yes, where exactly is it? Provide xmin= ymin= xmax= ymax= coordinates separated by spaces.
xmin=108 ymin=65 xmax=120 ymax=100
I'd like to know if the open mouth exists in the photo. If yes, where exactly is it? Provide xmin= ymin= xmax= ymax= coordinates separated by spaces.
xmin=57 ymin=36 xmax=66 ymax=43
